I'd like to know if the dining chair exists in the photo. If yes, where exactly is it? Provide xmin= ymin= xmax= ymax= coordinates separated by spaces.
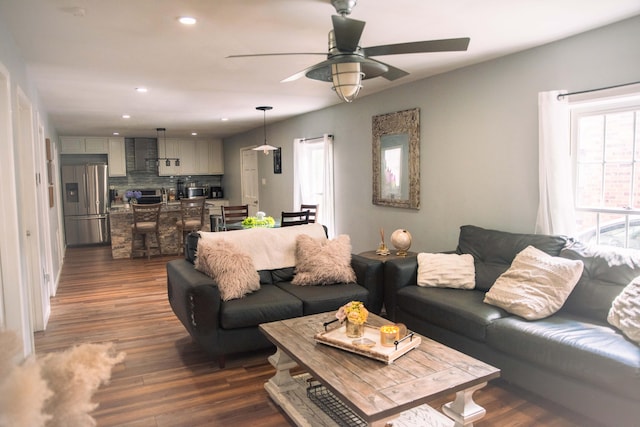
xmin=300 ymin=204 xmax=317 ymax=223
xmin=131 ymin=202 xmax=162 ymax=259
xmin=280 ymin=210 xmax=310 ymax=227
xmin=176 ymin=197 xmax=206 ymax=253
xmin=221 ymin=204 xmax=249 ymax=231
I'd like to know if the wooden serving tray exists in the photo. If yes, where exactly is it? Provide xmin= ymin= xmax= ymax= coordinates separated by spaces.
xmin=314 ymin=323 xmax=421 ymax=364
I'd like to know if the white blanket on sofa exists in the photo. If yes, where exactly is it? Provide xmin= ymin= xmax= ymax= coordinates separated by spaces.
xmin=198 ymin=223 xmax=327 ymax=270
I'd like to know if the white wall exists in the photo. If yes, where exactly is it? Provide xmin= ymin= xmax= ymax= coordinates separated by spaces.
xmin=224 ymin=15 xmax=640 ymax=254
xmin=0 ymin=14 xmax=62 ymax=357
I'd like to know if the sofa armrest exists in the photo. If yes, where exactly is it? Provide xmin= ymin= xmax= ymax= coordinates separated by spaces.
xmin=167 ymin=259 xmax=222 ymax=341
xmin=383 ymin=257 xmax=419 ymax=321
xmin=351 ymin=254 xmax=384 ymax=314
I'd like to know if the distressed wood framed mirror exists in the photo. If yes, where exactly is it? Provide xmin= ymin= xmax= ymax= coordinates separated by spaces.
xmin=372 ymin=108 xmax=420 ymax=209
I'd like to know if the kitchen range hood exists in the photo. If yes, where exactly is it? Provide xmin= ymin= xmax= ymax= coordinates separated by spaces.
xmin=133 ymin=138 xmax=156 ymax=171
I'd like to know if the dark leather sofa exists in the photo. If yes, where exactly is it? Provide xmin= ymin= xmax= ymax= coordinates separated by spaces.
xmin=384 ymin=225 xmax=640 ymax=427
xmin=168 ymin=231 xmax=384 ymax=368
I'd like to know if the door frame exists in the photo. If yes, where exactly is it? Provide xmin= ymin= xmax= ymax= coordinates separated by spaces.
xmin=16 ymin=86 xmax=49 ymax=333
xmin=240 ymin=147 xmax=259 ymax=216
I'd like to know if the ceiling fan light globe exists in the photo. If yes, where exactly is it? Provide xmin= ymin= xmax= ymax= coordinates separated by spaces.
xmin=331 ymin=62 xmax=363 ymax=102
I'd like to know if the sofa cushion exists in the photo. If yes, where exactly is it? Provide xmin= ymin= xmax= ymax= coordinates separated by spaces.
xmin=271 ymin=267 xmax=296 ymax=284
xmin=560 ymin=241 xmax=640 ymax=323
xmin=395 ymin=286 xmax=510 ymax=342
xmin=291 ymin=234 xmax=356 ymax=286
xmin=275 ymin=281 xmax=368 ymax=315
xmin=195 ymin=239 xmax=260 ymax=301
xmin=608 ymin=276 xmax=640 ymax=344
xmin=417 ymin=253 xmax=475 ymax=289
xmin=483 ymin=246 xmax=584 ymax=320
xmin=220 ymin=285 xmax=303 ymax=329
xmin=486 ymin=314 xmax=640 ymax=399
xmin=456 ymin=225 xmax=568 ymax=291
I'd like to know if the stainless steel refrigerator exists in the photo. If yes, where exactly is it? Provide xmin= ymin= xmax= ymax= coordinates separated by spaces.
xmin=62 ymin=164 xmax=110 ymax=245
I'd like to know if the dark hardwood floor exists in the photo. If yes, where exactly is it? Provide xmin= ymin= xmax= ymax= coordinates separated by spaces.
xmin=34 ymin=246 xmax=602 ymax=427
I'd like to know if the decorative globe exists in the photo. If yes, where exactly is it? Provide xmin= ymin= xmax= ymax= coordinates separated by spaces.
xmin=390 ymin=229 xmax=412 ymax=256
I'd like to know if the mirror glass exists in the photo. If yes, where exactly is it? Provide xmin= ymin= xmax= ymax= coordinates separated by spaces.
xmin=372 ymin=108 xmax=420 ymax=209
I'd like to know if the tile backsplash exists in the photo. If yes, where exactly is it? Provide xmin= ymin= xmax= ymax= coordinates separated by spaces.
xmin=102 ymin=138 xmax=221 ymax=195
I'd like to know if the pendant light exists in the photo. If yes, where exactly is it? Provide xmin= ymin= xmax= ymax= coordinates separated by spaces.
xmin=253 ymin=106 xmax=278 ymax=155
xmin=149 ymin=127 xmax=180 ymax=166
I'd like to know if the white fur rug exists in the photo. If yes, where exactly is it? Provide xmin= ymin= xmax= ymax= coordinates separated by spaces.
xmin=0 ymin=330 xmax=125 ymax=427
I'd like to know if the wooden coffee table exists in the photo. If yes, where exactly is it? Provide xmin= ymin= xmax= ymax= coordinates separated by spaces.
xmin=259 ymin=312 xmax=500 ymax=427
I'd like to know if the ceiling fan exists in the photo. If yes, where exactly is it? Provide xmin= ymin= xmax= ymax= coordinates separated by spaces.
xmin=227 ymin=0 xmax=470 ymax=102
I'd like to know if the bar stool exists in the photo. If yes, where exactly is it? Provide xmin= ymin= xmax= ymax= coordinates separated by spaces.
xmin=131 ymin=203 xmax=162 ymax=259
xmin=176 ymin=197 xmax=206 ymax=253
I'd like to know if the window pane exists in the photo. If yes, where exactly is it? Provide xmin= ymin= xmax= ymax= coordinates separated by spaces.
xmin=605 ymin=111 xmax=634 ymax=162
xmin=575 ymin=211 xmax=597 ymax=237
xmin=603 ymin=163 xmax=632 ymax=208
xmin=635 ymin=110 xmax=640 ymax=160
xmin=628 ymin=215 xmax=640 ymax=249
xmin=576 ymin=163 xmax=602 ymax=207
xmin=578 ymin=115 xmax=604 ymax=162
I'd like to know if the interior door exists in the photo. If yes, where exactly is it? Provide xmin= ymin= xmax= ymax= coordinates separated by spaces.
xmin=241 ymin=148 xmax=259 ymax=216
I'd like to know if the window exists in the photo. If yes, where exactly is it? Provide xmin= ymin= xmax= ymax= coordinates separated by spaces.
xmin=293 ymin=135 xmax=335 ymax=236
xmin=572 ymin=97 xmax=640 ymax=248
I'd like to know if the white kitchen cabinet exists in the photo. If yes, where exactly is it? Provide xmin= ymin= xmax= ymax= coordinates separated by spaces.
xmin=84 ymin=137 xmax=109 ymax=153
xmin=60 ymin=136 xmax=109 ymax=154
xmin=208 ymin=139 xmax=224 ymax=174
xmin=107 ymin=137 xmax=126 ymax=177
xmin=158 ymin=138 xmax=224 ymax=176
xmin=179 ymin=139 xmax=197 ymax=174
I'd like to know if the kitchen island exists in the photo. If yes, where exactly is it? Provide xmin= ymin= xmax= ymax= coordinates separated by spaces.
xmin=109 ymin=200 xmax=228 ymax=259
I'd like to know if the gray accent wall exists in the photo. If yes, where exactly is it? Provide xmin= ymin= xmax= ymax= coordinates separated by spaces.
xmin=223 ymin=15 xmax=640 ymax=254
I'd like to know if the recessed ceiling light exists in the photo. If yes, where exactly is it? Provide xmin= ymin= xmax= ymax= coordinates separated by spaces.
xmin=122 ymin=114 xmax=130 ymax=119
xmin=221 ymin=117 xmax=229 ymax=121
xmin=178 ymin=16 xmax=196 ymax=25
xmin=113 ymin=132 xmax=120 ymax=135
xmin=191 ymin=132 xmax=198 ymax=136
xmin=135 ymin=87 xmax=148 ymax=93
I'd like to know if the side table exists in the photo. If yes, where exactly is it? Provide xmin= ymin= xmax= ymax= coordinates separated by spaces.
xmin=358 ymin=250 xmax=418 ymax=262
xmin=359 ymin=250 xmax=418 ymax=318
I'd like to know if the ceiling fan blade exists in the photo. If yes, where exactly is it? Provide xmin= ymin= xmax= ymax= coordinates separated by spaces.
xmin=331 ymin=15 xmax=365 ymax=52
xmin=227 ymin=52 xmax=326 ymax=58
xmin=369 ymin=59 xmax=410 ymax=81
xmin=363 ymin=37 xmax=470 ymax=57
xmin=281 ymin=59 xmax=333 ymax=83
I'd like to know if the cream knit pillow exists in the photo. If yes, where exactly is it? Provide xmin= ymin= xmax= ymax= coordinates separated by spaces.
xmin=417 ymin=253 xmax=475 ymax=289
xmin=608 ymin=276 xmax=640 ymax=344
xmin=484 ymin=245 xmax=583 ymax=320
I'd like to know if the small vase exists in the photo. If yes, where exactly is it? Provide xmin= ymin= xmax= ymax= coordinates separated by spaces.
xmin=345 ymin=320 xmax=364 ymax=338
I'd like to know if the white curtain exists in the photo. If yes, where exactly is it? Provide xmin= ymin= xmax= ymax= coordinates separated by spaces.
xmin=535 ymin=90 xmax=576 ymax=236
xmin=293 ymin=134 xmax=335 ymax=237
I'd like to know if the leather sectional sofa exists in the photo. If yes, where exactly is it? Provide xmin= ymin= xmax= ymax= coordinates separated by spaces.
xmin=167 ymin=225 xmax=384 ymax=368
xmin=383 ymin=225 xmax=640 ymax=426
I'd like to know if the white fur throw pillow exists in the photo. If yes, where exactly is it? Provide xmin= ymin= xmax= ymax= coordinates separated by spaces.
xmin=608 ymin=276 xmax=640 ymax=344
xmin=484 ymin=245 xmax=584 ymax=320
xmin=291 ymin=234 xmax=356 ymax=286
xmin=417 ymin=253 xmax=475 ymax=289
xmin=195 ymin=239 xmax=260 ymax=301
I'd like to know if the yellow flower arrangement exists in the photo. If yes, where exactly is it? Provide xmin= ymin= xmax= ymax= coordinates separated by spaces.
xmin=336 ymin=301 xmax=368 ymax=325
